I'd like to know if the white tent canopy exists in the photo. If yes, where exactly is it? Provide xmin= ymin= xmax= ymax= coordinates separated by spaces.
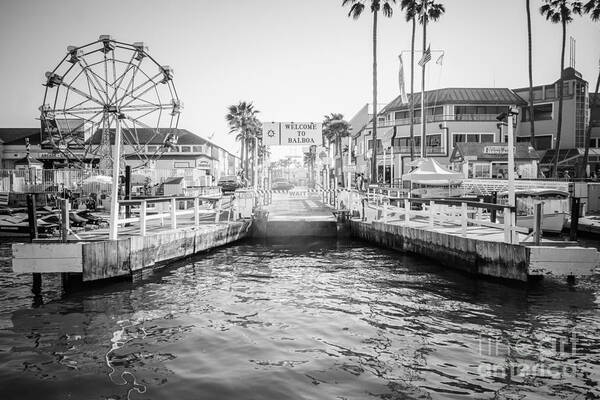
xmin=402 ymin=158 xmax=463 ymax=185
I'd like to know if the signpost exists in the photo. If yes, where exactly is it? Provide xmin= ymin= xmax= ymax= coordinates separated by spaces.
xmin=262 ymin=122 xmax=322 ymax=146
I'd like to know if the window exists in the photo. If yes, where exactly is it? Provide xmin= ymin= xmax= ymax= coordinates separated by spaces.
xmin=180 ymin=146 xmax=191 ymax=153
xmin=521 ymin=103 xmax=552 ymax=122
xmin=174 ymin=161 xmax=191 ymax=168
xmin=426 ymin=134 xmax=442 ymax=153
xmin=473 ymin=163 xmax=491 ymax=178
xmin=192 ymin=145 xmax=203 ymax=153
xmin=394 ymin=111 xmax=409 ymax=120
xmin=147 ymin=145 xmax=159 ymax=153
xmin=452 ymin=133 xmax=495 ymax=146
xmin=546 ymin=86 xmax=556 ymax=98
xmin=534 ymin=135 xmax=553 ymax=150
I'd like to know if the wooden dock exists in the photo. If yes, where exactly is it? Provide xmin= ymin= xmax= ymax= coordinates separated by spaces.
xmin=353 ymin=196 xmax=599 ymax=282
xmin=11 ymin=193 xmax=253 ymax=284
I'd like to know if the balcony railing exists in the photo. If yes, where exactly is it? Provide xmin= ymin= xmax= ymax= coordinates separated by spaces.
xmin=378 ymin=113 xmax=501 ymax=128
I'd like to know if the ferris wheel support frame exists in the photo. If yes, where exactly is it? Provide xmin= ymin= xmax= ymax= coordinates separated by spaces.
xmin=109 ymin=116 xmax=122 ymax=240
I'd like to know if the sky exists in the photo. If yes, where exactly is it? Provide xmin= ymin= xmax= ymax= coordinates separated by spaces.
xmin=0 ymin=0 xmax=599 ymax=160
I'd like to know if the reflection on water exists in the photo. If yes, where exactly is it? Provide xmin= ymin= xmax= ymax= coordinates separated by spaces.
xmin=0 ymin=238 xmax=599 ymax=400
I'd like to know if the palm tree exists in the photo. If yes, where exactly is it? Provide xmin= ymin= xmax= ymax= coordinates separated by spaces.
xmin=581 ymin=0 xmax=600 ymax=177
xmin=526 ymin=0 xmax=536 ymax=146
xmin=323 ymin=113 xmax=352 ymax=187
xmin=225 ymin=101 xmax=260 ymax=182
xmin=303 ymin=146 xmax=317 ymax=186
xmin=416 ymin=0 xmax=445 ymax=158
xmin=342 ymin=0 xmax=395 ymax=182
xmin=400 ymin=0 xmax=418 ymax=161
xmin=540 ymin=0 xmax=583 ymax=177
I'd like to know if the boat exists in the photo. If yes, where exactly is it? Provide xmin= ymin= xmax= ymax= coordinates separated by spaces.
xmin=0 ymin=213 xmax=59 ymax=238
xmin=497 ymin=189 xmax=570 ymax=234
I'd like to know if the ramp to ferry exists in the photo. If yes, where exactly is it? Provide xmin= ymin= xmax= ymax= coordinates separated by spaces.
xmin=253 ymin=189 xmax=338 ymax=238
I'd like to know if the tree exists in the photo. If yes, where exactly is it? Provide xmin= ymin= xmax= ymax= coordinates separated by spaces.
xmin=416 ymin=0 xmax=445 ymax=158
xmin=540 ymin=0 xmax=583 ymax=177
xmin=342 ymin=0 xmax=395 ymax=182
xmin=526 ymin=0 xmax=536 ymax=146
xmin=580 ymin=0 xmax=600 ymax=177
xmin=225 ymin=101 xmax=260 ymax=182
xmin=323 ymin=113 xmax=352 ymax=187
xmin=303 ymin=146 xmax=317 ymax=186
xmin=400 ymin=0 xmax=418 ymax=160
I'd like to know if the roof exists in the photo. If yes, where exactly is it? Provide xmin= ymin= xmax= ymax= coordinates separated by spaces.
xmin=87 ymin=128 xmax=208 ymax=145
xmin=382 ymin=88 xmax=526 ymax=113
xmin=450 ymin=143 xmax=540 ymax=162
xmin=0 ymin=128 xmax=41 ymax=145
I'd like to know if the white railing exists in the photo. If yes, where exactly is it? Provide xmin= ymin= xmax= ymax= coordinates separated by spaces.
xmin=364 ymin=197 xmax=530 ymax=244
xmin=115 ymin=194 xmax=232 ymax=237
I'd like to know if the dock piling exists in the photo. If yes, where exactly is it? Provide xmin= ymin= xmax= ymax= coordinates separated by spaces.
xmin=570 ymin=197 xmax=580 ymax=241
xmin=61 ymin=199 xmax=69 ymax=243
xmin=26 ymin=194 xmax=38 ymax=241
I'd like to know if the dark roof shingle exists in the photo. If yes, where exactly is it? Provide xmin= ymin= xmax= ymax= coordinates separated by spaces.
xmin=382 ymin=88 xmax=526 ymax=113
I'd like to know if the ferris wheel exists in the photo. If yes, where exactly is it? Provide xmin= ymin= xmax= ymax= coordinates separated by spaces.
xmin=39 ymin=35 xmax=181 ymax=169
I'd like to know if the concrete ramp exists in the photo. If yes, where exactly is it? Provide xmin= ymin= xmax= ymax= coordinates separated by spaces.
xmin=253 ymin=194 xmax=338 ymax=238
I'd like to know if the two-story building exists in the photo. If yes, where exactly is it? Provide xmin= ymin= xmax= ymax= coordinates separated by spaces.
xmin=352 ymin=88 xmax=524 ymax=183
xmin=350 ymin=67 xmax=600 ymax=181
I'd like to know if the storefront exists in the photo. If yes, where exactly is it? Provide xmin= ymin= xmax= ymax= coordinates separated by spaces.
xmin=450 ymin=143 xmax=540 ymax=179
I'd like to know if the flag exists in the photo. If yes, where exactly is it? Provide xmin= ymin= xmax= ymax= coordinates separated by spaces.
xmin=418 ymin=45 xmax=431 ymax=67
xmin=398 ymin=55 xmax=408 ymax=104
xmin=436 ymin=53 xmax=444 ymax=65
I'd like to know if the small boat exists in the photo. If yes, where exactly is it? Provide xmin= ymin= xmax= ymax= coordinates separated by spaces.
xmin=497 ymin=189 xmax=569 ymax=234
xmin=0 ymin=213 xmax=59 ymax=238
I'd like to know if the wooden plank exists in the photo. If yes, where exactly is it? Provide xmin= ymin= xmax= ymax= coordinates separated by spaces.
xmin=82 ymin=239 xmax=131 ymax=281
xmin=12 ymin=243 xmax=83 ymax=274
xmin=12 ymin=242 xmax=82 ymax=259
xmin=12 ymin=257 xmax=82 ymax=273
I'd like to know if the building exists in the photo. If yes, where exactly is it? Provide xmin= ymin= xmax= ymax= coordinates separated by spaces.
xmin=0 ymin=127 xmax=240 ymax=180
xmin=351 ymin=88 xmax=524 ymax=183
xmin=450 ymin=143 xmax=540 ymax=179
xmin=349 ymin=67 xmax=599 ymax=182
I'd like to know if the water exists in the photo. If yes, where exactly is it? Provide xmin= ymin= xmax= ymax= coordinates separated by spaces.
xmin=0 ymin=238 xmax=599 ymax=400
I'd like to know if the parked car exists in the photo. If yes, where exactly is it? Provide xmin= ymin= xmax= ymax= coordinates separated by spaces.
xmin=218 ymin=175 xmax=243 ymax=193
xmin=271 ymin=180 xmax=294 ymax=191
